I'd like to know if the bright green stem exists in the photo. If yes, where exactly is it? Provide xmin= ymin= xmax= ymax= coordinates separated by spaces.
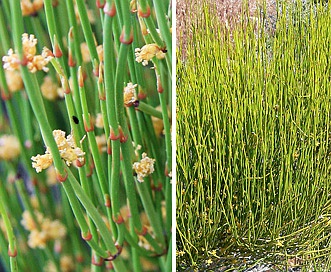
xmin=0 ymin=67 xmax=34 ymax=175
xmin=0 ymin=7 xmax=11 ymax=52
xmin=152 ymin=0 xmax=172 ymax=58
xmin=65 ymin=1 xmax=83 ymax=65
xmin=9 ymin=0 xmax=111 ymax=262
xmin=0 ymin=181 xmax=18 ymax=272
xmin=43 ymin=0 xmax=57 ymax=47
xmin=75 ymin=0 xmax=99 ymax=63
xmin=103 ymin=11 xmax=124 ymax=243
xmin=115 ymin=44 xmax=143 ymax=232
xmin=137 ymin=102 xmax=163 ymax=119
xmin=53 ymin=59 xmax=105 ymax=254
xmin=165 ymin=234 xmax=172 ymax=271
xmin=15 ymin=180 xmax=61 ymax=272
xmin=60 ymin=193 xmax=86 ymax=268
xmin=9 ymin=0 xmax=65 ymax=175
xmin=43 ymin=0 xmax=68 ymax=75
xmin=136 ymin=182 xmax=166 ymax=248
xmin=125 ymin=107 xmax=166 ymax=249
xmin=78 ymin=67 xmax=108 ymax=197
xmin=65 ymin=169 xmax=129 ymax=271
xmin=157 ymin=70 xmax=172 ymax=172
xmin=60 ymin=179 xmax=108 ymax=258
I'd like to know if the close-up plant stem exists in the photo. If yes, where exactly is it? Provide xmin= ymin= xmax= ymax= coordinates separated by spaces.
xmin=0 ymin=0 xmax=172 ymax=271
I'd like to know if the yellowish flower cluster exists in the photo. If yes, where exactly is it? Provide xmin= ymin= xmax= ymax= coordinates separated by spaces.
xmin=95 ymin=134 xmax=107 ymax=153
xmin=21 ymin=210 xmax=67 ymax=249
xmin=95 ymin=113 xmax=104 ymax=129
xmin=2 ymin=33 xmax=53 ymax=73
xmin=31 ymin=130 xmax=85 ymax=173
xmin=0 ymin=134 xmax=21 ymax=160
xmin=132 ymin=141 xmax=142 ymax=157
xmin=44 ymin=256 xmax=75 ymax=272
xmin=123 ymin=82 xmax=138 ymax=106
xmin=46 ymin=166 xmax=57 ymax=186
xmin=5 ymin=70 xmax=24 ymax=92
xmin=21 ymin=0 xmax=44 ymax=16
xmin=135 ymin=44 xmax=166 ymax=66
xmin=132 ymin=153 xmax=155 ymax=182
xmin=80 ymin=43 xmax=104 ymax=63
xmin=40 ymin=76 xmax=62 ymax=101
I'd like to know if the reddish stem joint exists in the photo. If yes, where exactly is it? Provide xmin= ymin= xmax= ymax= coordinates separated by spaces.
xmin=83 ymin=114 xmax=94 ymax=132
xmin=104 ymin=244 xmax=122 ymax=261
xmin=92 ymin=254 xmax=104 ymax=266
xmin=82 ymin=230 xmax=92 ymax=241
xmin=56 ymin=169 xmax=68 ymax=183
xmin=103 ymin=2 xmax=116 ymax=17
xmin=136 ymin=225 xmax=148 ymax=236
xmin=112 ymin=214 xmax=124 ymax=224
xmin=120 ymin=27 xmax=133 ymax=45
xmin=118 ymin=126 xmax=128 ymax=143
xmin=151 ymin=182 xmax=163 ymax=191
xmin=138 ymin=5 xmax=151 ymax=18
xmin=8 ymin=247 xmax=17 ymax=257
xmin=96 ymin=0 xmax=105 ymax=9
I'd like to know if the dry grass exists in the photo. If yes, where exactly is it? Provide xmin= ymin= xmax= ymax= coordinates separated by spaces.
xmin=176 ymin=0 xmax=278 ymax=54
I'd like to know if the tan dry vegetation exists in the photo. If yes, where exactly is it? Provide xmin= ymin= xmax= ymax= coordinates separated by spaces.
xmin=176 ymin=0 xmax=277 ymax=51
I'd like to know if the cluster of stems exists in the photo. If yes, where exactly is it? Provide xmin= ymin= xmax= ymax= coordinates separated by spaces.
xmin=0 ymin=0 xmax=172 ymax=271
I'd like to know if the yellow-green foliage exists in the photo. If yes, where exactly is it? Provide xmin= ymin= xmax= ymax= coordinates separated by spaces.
xmin=177 ymin=0 xmax=331 ymax=270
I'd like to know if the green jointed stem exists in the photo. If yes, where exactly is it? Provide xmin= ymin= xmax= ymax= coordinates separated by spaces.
xmin=103 ymin=10 xmax=124 ymax=244
xmin=43 ymin=0 xmax=57 ymax=47
xmin=0 ymin=181 xmax=18 ymax=272
xmin=136 ymin=181 xmax=166 ymax=248
xmin=0 ymin=7 xmax=11 ymax=52
xmin=10 ymin=0 xmax=66 ymax=175
xmin=75 ymin=0 xmax=99 ymax=63
xmin=43 ymin=0 xmax=68 ymax=75
xmin=137 ymin=102 xmax=163 ymax=119
xmin=10 ymin=0 xmax=109 ymax=261
xmin=65 ymin=1 xmax=83 ymax=65
xmin=115 ymin=43 xmax=143 ymax=232
xmin=0 ymin=68 xmax=34 ymax=173
xmin=152 ymin=0 xmax=172 ymax=57
xmin=65 ymin=169 xmax=129 ymax=272
xmin=3 ymin=0 xmax=171 ymax=270
xmin=125 ymin=106 xmax=166 ymax=248
xmin=78 ymin=67 xmax=108 ymax=195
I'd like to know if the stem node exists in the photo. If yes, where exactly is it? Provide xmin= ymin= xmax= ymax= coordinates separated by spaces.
xmin=104 ymin=244 xmax=122 ymax=261
xmin=112 ymin=214 xmax=124 ymax=224
xmin=56 ymin=169 xmax=68 ymax=183
xmin=83 ymin=114 xmax=94 ymax=132
xmin=92 ymin=254 xmax=104 ymax=266
xmin=104 ymin=194 xmax=111 ymax=207
xmin=119 ymin=27 xmax=133 ymax=45
xmin=82 ymin=230 xmax=92 ymax=241
xmin=118 ymin=126 xmax=128 ymax=143
xmin=103 ymin=2 xmax=116 ymax=17
xmin=136 ymin=225 xmax=148 ymax=236
xmin=138 ymin=5 xmax=151 ymax=18
xmin=96 ymin=0 xmax=105 ymax=9
xmin=8 ymin=247 xmax=17 ymax=257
